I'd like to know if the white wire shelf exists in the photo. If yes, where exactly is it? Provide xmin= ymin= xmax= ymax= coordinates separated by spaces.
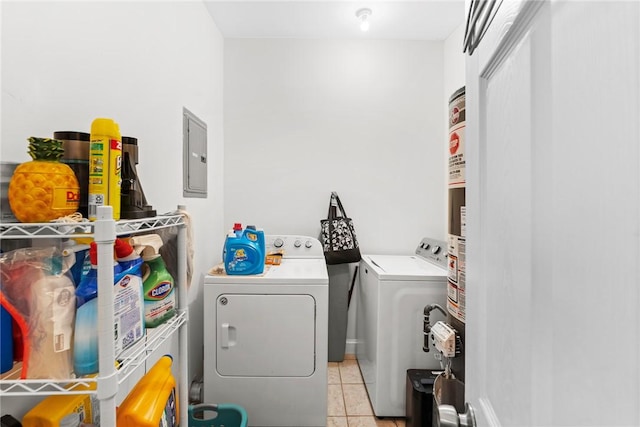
xmin=0 ymin=214 xmax=185 ymax=239
xmin=0 ymin=212 xmax=187 ymax=402
xmin=0 ymin=310 xmax=186 ymax=396
xmin=0 ymin=376 xmax=97 ymax=395
xmin=116 ymin=310 xmax=187 ymax=386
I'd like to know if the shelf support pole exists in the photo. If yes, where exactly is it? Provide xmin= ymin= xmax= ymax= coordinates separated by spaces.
xmin=177 ymin=205 xmax=189 ymax=427
xmin=95 ymin=206 xmax=117 ymax=426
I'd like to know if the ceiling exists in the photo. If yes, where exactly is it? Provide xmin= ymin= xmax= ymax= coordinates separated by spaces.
xmin=204 ymin=1 xmax=466 ymax=40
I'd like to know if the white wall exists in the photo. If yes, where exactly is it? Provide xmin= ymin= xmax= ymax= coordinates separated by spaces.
xmin=444 ymin=24 xmax=466 ymax=105
xmin=1 ymin=0 xmax=224 ymax=402
xmin=224 ymin=38 xmax=446 ymax=255
xmin=224 ymin=37 xmax=457 ymax=357
xmin=443 ymin=23 xmax=466 ymax=225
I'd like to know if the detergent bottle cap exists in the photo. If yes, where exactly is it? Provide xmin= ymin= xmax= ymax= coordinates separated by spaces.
xmin=89 ymin=241 xmax=121 ymax=272
xmin=114 ymin=238 xmax=139 ymax=262
xmin=89 ymin=242 xmax=98 ymax=267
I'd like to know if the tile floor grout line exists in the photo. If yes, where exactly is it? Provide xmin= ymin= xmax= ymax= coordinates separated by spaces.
xmin=331 ymin=357 xmax=405 ymax=427
xmin=340 ymin=361 xmax=351 ymax=426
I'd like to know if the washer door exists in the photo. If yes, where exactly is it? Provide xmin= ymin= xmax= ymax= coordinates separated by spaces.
xmin=216 ymin=294 xmax=316 ymax=377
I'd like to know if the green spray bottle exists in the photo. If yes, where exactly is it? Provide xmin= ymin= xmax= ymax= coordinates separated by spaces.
xmin=131 ymin=234 xmax=176 ymax=328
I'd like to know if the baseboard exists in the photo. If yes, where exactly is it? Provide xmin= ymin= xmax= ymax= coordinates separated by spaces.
xmin=345 ymin=338 xmax=357 ymax=356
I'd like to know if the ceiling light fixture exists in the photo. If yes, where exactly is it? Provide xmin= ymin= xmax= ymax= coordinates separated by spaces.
xmin=356 ymin=8 xmax=372 ymax=32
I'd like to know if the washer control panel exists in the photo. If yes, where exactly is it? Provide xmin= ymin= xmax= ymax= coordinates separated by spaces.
xmin=265 ymin=235 xmax=324 ymax=259
xmin=415 ymin=237 xmax=448 ymax=269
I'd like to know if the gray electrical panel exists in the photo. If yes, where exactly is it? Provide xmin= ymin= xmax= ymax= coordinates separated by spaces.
xmin=183 ymin=107 xmax=207 ymax=198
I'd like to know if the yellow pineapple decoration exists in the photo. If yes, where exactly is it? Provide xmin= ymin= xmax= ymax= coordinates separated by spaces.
xmin=8 ymin=137 xmax=80 ymax=223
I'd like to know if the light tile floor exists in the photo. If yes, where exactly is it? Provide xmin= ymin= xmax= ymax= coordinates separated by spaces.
xmin=328 ymin=355 xmax=406 ymax=427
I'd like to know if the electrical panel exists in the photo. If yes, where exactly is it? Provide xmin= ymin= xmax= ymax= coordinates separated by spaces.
xmin=183 ymin=107 xmax=207 ymax=198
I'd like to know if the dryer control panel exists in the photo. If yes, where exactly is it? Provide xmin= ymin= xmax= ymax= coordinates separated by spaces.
xmin=265 ymin=235 xmax=324 ymax=259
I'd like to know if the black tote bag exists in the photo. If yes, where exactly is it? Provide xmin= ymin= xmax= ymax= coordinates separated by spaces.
xmin=320 ymin=192 xmax=361 ymax=265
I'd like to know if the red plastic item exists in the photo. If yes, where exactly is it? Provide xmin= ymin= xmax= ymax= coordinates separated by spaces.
xmin=114 ymin=238 xmax=136 ymax=261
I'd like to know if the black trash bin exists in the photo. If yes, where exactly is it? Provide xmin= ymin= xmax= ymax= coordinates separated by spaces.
xmin=406 ymin=369 xmax=438 ymax=427
xmin=327 ymin=264 xmax=350 ymax=362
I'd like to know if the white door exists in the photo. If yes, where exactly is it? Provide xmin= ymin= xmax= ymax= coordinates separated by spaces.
xmin=463 ymin=1 xmax=640 ymax=426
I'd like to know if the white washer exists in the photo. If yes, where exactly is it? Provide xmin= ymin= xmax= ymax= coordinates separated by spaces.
xmin=203 ymin=235 xmax=328 ymax=427
xmin=356 ymin=237 xmax=448 ymax=417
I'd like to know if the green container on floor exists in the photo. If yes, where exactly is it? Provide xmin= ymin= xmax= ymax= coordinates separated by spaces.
xmin=188 ymin=404 xmax=248 ymax=427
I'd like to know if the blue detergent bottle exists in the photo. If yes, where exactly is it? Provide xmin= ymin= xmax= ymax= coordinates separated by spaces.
xmin=1 ymin=306 xmax=13 ymax=374
xmin=73 ymin=243 xmax=100 ymax=376
xmin=223 ymin=225 xmax=265 ymax=275
xmin=73 ymin=242 xmax=124 ymax=376
xmin=0 ymin=245 xmax=13 ymax=374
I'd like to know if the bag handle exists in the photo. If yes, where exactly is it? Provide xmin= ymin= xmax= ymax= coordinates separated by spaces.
xmin=328 ymin=192 xmax=349 ymax=219
xmin=327 ymin=193 xmax=336 ymax=218
xmin=347 ymin=265 xmax=359 ymax=308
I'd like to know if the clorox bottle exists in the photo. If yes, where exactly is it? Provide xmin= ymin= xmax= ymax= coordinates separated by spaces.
xmin=224 ymin=225 xmax=265 ymax=275
xmin=131 ymin=234 xmax=176 ymax=328
xmin=74 ymin=241 xmax=145 ymax=376
xmin=73 ymin=243 xmax=116 ymax=376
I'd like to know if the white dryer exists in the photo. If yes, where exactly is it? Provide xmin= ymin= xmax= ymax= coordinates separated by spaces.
xmin=203 ymin=235 xmax=328 ymax=427
xmin=356 ymin=237 xmax=448 ymax=417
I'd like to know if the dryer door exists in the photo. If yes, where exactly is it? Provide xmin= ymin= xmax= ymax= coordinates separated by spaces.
xmin=216 ymin=293 xmax=316 ymax=377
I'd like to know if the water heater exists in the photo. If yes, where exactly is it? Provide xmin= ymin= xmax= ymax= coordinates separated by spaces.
xmin=447 ymin=87 xmax=466 ymax=381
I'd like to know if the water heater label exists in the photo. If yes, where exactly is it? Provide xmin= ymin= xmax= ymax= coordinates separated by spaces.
xmin=448 ymin=93 xmax=466 ymax=189
xmin=447 ymin=236 xmax=466 ymax=323
xmin=448 ymin=88 xmax=466 ymax=324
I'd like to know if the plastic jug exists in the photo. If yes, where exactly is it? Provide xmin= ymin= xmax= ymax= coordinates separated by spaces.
xmin=22 ymin=381 xmax=97 ymax=427
xmin=74 ymin=242 xmax=144 ymax=376
xmin=141 ymin=255 xmax=176 ymax=328
xmin=116 ymin=355 xmax=179 ymax=427
xmin=223 ymin=226 xmax=265 ymax=275
xmin=130 ymin=234 xmax=176 ymax=328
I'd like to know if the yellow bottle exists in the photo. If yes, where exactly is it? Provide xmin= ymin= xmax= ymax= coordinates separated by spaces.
xmin=22 ymin=381 xmax=97 ymax=427
xmin=88 ymin=118 xmax=121 ymax=220
xmin=116 ymin=355 xmax=179 ymax=427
